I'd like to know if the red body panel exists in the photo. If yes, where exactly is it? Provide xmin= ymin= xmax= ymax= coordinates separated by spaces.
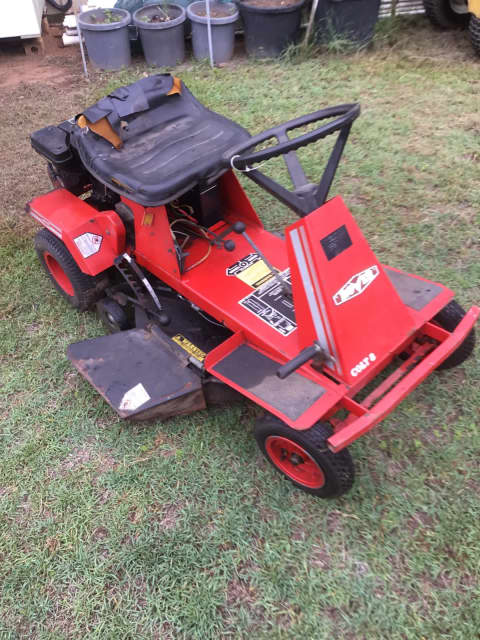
xmin=28 ymin=189 xmax=125 ymax=276
xmin=30 ymin=175 xmax=479 ymax=448
xmin=285 ymin=197 xmax=416 ymax=385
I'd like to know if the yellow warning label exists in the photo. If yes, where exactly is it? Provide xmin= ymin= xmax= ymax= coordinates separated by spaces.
xmin=171 ymin=334 xmax=206 ymax=362
xmin=235 ymin=259 xmax=273 ymax=289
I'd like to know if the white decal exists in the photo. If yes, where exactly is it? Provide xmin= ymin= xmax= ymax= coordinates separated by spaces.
xmin=119 ymin=383 xmax=151 ymax=412
xmin=29 ymin=208 xmax=62 ymax=239
xmin=350 ymin=353 xmax=376 ymax=377
xmin=333 ymin=265 xmax=380 ymax=306
xmin=74 ymin=232 xmax=103 ymax=258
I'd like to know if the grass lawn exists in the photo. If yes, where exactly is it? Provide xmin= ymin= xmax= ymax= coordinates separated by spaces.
xmin=0 ymin=17 xmax=479 ymax=639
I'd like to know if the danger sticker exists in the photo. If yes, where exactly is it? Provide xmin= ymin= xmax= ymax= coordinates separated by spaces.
xmin=74 ymin=232 xmax=102 ymax=258
xmin=239 ymin=270 xmax=297 ymax=336
xmin=171 ymin=334 xmax=206 ymax=362
xmin=226 ymin=253 xmax=274 ymax=289
xmin=118 ymin=382 xmax=150 ymax=412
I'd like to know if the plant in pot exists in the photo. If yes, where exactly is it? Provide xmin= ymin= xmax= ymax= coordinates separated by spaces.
xmin=133 ymin=3 xmax=187 ymax=66
xmin=187 ymin=1 xmax=239 ymax=64
xmin=78 ymin=8 xmax=132 ymax=70
xmin=314 ymin=0 xmax=381 ymax=49
xmin=238 ymin=0 xmax=306 ymax=58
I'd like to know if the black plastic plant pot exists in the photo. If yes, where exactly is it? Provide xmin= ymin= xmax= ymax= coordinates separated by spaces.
xmin=238 ymin=0 xmax=306 ymax=58
xmin=78 ymin=8 xmax=132 ymax=70
xmin=187 ymin=1 xmax=239 ymax=64
xmin=133 ymin=3 xmax=186 ymax=67
xmin=314 ymin=0 xmax=381 ymax=47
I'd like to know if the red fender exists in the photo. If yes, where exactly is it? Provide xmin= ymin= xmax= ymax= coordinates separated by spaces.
xmin=27 ymin=188 xmax=125 ymax=276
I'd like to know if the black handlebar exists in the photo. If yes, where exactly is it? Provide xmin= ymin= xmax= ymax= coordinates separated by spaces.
xmin=277 ymin=343 xmax=322 ymax=379
xmin=230 ymin=103 xmax=360 ymax=169
xmin=227 ymin=103 xmax=361 ymax=218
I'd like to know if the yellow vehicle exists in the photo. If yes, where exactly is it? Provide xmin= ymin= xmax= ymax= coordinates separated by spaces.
xmin=423 ymin=0 xmax=480 ymax=54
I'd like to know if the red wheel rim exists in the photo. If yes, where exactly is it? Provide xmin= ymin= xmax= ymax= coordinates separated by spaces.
xmin=265 ymin=436 xmax=325 ymax=489
xmin=44 ymin=252 xmax=74 ymax=296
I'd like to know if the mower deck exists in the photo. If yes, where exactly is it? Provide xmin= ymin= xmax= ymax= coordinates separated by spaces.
xmin=68 ymin=325 xmax=205 ymax=421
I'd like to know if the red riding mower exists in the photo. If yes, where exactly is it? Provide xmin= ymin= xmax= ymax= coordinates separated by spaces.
xmin=28 ymin=74 xmax=478 ymax=498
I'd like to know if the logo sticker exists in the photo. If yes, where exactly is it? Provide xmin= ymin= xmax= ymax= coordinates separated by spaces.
xmin=333 ymin=265 xmax=380 ymax=306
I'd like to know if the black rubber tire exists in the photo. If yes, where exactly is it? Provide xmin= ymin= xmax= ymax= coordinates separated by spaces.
xmin=35 ymin=228 xmax=100 ymax=311
xmin=469 ymin=16 xmax=480 ymax=55
xmin=254 ymin=415 xmax=355 ymax=498
xmin=96 ymin=297 xmax=131 ymax=333
xmin=46 ymin=0 xmax=72 ymax=11
xmin=423 ymin=0 xmax=469 ymax=28
xmin=433 ymin=299 xmax=475 ymax=370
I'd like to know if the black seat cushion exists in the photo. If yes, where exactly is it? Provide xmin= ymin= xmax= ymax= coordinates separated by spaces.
xmin=70 ymin=74 xmax=251 ymax=206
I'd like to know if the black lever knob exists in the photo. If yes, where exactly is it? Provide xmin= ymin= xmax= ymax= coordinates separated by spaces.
xmin=224 ymin=239 xmax=235 ymax=252
xmin=233 ymin=221 xmax=246 ymax=234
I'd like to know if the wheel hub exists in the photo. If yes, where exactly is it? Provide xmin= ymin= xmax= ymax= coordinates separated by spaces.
xmin=265 ymin=435 xmax=325 ymax=489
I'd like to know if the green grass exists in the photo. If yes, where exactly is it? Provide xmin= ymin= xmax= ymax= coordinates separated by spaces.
xmin=1 ymin=18 xmax=479 ymax=639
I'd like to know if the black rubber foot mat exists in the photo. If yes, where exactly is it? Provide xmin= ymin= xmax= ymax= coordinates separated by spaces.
xmin=385 ymin=268 xmax=442 ymax=311
xmin=212 ymin=344 xmax=325 ymax=421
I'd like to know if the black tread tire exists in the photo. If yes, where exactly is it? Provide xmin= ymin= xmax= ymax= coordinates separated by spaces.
xmin=423 ymin=0 xmax=469 ymax=28
xmin=434 ymin=299 xmax=475 ymax=370
xmin=96 ymin=297 xmax=131 ymax=333
xmin=254 ymin=415 xmax=355 ymax=498
xmin=469 ymin=16 xmax=480 ymax=55
xmin=35 ymin=228 xmax=101 ymax=311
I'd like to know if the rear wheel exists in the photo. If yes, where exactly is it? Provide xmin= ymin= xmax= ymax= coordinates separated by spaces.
xmin=423 ymin=0 xmax=469 ymax=28
xmin=434 ymin=299 xmax=475 ymax=370
xmin=35 ymin=228 xmax=100 ymax=311
xmin=469 ymin=16 xmax=480 ymax=55
xmin=254 ymin=415 xmax=354 ymax=498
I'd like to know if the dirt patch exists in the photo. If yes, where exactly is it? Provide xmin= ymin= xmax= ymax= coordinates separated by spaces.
xmin=0 ymin=33 xmax=83 ymax=89
xmin=158 ymin=502 xmax=182 ymax=530
xmin=51 ymin=445 xmax=117 ymax=478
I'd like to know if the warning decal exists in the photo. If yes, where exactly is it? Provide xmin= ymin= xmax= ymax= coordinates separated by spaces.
xmin=172 ymin=334 xmax=206 ymax=362
xmin=239 ymin=270 xmax=297 ymax=336
xmin=226 ymin=253 xmax=274 ymax=289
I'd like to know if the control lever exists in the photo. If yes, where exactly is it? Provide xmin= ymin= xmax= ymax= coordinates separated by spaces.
xmin=207 ymin=224 xmax=236 ymax=252
xmin=277 ymin=342 xmax=326 ymax=379
xmin=232 ymin=222 xmax=292 ymax=298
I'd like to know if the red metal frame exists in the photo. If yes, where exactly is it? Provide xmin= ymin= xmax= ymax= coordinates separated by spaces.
xmin=29 ymin=172 xmax=479 ymax=452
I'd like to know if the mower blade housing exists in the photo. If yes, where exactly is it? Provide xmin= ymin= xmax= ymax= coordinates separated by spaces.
xmin=67 ymin=326 xmax=205 ymax=420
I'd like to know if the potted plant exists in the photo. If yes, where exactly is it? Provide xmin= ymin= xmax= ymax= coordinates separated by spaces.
xmin=133 ymin=3 xmax=187 ymax=66
xmin=238 ymin=0 xmax=306 ymax=58
xmin=314 ymin=0 xmax=381 ymax=48
xmin=187 ymin=1 xmax=239 ymax=64
xmin=78 ymin=8 xmax=132 ymax=70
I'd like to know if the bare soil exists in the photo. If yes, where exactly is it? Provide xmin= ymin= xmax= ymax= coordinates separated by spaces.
xmin=193 ymin=3 xmax=237 ymax=17
xmin=242 ymin=0 xmax=301 ymax=8
xmin=0 ymin=31 xmax=83 ymax=89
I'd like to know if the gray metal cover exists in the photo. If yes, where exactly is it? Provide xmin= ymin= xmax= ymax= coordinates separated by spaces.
xmin=68 ymin=326 xmax=205 ymax=420
xmin=385 ymin=267 xmax=442 ymax=311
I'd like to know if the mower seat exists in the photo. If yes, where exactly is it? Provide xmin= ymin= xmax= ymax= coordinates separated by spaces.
xmin=70 ymin=74 xmax=251 ymax=207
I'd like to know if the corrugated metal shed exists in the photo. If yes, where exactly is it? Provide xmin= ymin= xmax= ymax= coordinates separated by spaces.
xmin=379 ymin=0 xmax=426 ymax=17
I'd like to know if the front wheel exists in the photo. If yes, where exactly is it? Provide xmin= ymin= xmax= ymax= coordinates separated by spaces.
xmin=434 ymin=299 xmax=476 ymax=370
xmin=254 ymin=416 xmax=355 ymax=498
xmin=35 ymin=228 xmax=101 ymax=311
